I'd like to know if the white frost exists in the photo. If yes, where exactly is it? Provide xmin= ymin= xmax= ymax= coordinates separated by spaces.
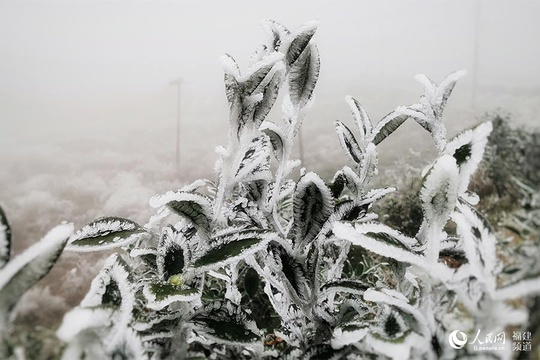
xmin=56 ymin=306 xmax=113 ymax=341
xmin=0 ymin=223 xmax=73 ymax=290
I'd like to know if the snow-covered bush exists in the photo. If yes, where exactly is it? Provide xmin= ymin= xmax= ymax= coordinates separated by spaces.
xmin=0 ymin=204 xmax=73 ymax=358
xmin=5 ymin=20 xmax=535 ymax=359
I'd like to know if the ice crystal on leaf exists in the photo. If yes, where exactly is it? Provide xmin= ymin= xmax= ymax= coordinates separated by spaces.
xmin=0 ymin=19 xmax=525 ymax=360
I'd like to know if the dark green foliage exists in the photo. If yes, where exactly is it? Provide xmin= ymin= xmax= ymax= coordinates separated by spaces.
xmin=148 ymin=283 xmax=198 ymax=302
xmin=291 ymin=173 xmax=334 ymax=247
xmin=453 ymin=143 xmax=472 ymax=166
xmin=0 ymin=205 xmax=11 ymax=268
xmin=194 ymin=237 xmax=261 ymax=268
xmin=167 ymin=200 xmax=211 ymax=235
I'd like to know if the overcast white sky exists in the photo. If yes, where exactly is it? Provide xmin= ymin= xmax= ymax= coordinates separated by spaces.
xmin=0 ymin=0 xmax=539 ymax=159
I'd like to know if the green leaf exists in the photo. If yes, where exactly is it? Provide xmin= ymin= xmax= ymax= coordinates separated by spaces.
xmin=80 ymin=254 xmax=134 ymax=310
xmin=67 ymin=217 xmax=146 ymax=252
xmin=234 ymin=135 xmax=272 ymax=184
xmin=288 ymin=42 xmax=320 ymax=109
xmin=419 ymin=154 xmax=459 ymax=226
xmin=335 ymin=120 xmax=363 ymax=164
xmin=157 ymin=225 xmax=186 ymax=281
xmin=253 ymin=70 xmax=283 ymax=128
xmin=242 ymin=52 xmax=283 ymax=98
xmin=0 ymin=204 xmax=11 ymax=269
xmin=0 ymin=223 xmax=72 ymax=326
xmin=346 ymin=96 xmax=372 ymax=143
xmin=193 ymin=230 xmax=272 ymax=271
xmin=330 ymin=167 xmax=363 ymax=198
xmin=443 ymin=121 xmax=493 ymax=194
xmin=333 ymin=222 xmax=425 ymax=269
xmin=221 ymin=53 xmax=243 ymax=137
xmin=193 ymin=306 xmax=260 ymax=346
xmin=320 ymin=280 xmax=369 ymax=296
xmin=260 ymin=121 xmax=286 ymax=160
xmin=329 ymin=171 xmax=346 ymax=198
xmin=262 ymin=20 xmax=291 ymax=51
xmin=143 ymin=281 xmax=200 ymax=310
xmin=273 ymin=244 xmax=309 ymax=301
xmin=285 ymin=22 xmax=318 ymax=67
xmin=243 ymin=267 xmax=260 ymax=299
xmin=56 ymin=306 xmax=114 ymax=342
xmin=167 ymin=199 xmax=212 ymax=236
xmin=291 ymin=172 xmax=334 ymax=249
xmin=372 ymin=110 xmax=409 ymax=145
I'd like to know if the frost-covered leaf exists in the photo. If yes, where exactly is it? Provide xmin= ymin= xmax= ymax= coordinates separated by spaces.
xmin=334 ymin=201 xmax=368 ymax=222
xmin=329 ymin=170 xmax=347 ymax=198
xmin=107 ymin=328 xmax=146 ymax=360
xmin=157 ymin=225 xmax=187 ymax=281
xmin=284 ymin=21 xmax=318 ymax=67
xmin=57 ymin=306 xmax=114 ymax=342
xmin=364 ymin=289 xmax=429 ymax=338
xmin=262 ymin=19 xmax=290 ymax=51
xmin=244 ymin=267 xmax=260 ymax=299
xmin=288 ymin=42 xmax=320 ymax=109
xmin=417 ymin=155 xmax=460 ymax=264
xmin=151 ymin=191 xmax=213 ymax=236
xmin=80 ymin=254 xmax=134 ymax=315
xmin=331 ymin=323 xmax=368 ymax=349
xmin=192 ymin=230 xmax=273 ymax=271
xmin=253 ymin=68 xmax=283 ymax=127
xmin=234 ymin=135 xmax=272 ymax=183
xmin=365 ymin=329 xmax=423 ymax=359
xmin=419 ymin=154 xmax=459 ymax=227
xmin=290 ymin=172 xmax=334 ymax=249
xmin=260 ymin=121 xmax=286 ymax=160
xmin=222 ymin=54 xmax=242 ymax=134
xmin=273 ymin=244 xmax=309 ymax=301
xmin=335 ymin=120 xmax=363 ymax=164
xmin=242 ymin=52 xmax=284 ymax=97
xmin=320 ymin=280 xmax=369 ymax=297
xmin=192 ymin=303 xmax=261 ymax=346
xmin=372 ymin=110 xmax=410 ymax=145
xmin=415 ymin=70 xmax=466 ymax=119
xmin=302 ymin=344 xmax=345 ymax=359
xmin=333 ymin=222 xmax=425 ymax=268
xmin=330 ymin=166 xmax=365 ymax=198
xmin=143 ymin=281 xmax=200 ymax=310
xmin=282 ymin=22 xmax=320 ymax=109
xmin=221 ymin=51 xmax=284 ymax=137
xmin=494 ymin=277 xmax=540 ymax=301
xmin=346 ymin=96 xmax=372 ymax=144
xmin=67 ymin=217 xmax=146 ymax=252
xmin=0 ymin=204 xmax=11 ymax=269
xmin=443 ymin=121 xmax=493 ymax=195
xmin=0 ymin=223 xmax=72 ymax=325
xmin=243 ymin=57 xmax=285 ymax=128
xmin=358 ymin=142 xmax=378 ymax=187
xmin=452 ymin=201 xmax=497 ymax=292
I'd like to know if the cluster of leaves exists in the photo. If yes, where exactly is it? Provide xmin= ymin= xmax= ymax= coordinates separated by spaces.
xmin=2 ymin=20 xmax=540 ymax=360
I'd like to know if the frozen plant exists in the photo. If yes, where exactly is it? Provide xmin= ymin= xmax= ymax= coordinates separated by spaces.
xmin=49 ymin=20 xmax=540 ymax=360
xmin=0 ymin=204 xmax=73 ymax=359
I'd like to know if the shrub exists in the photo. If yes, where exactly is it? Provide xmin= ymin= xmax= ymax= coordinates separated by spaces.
xmin=2 ymin=20 xmax=540 ymax=359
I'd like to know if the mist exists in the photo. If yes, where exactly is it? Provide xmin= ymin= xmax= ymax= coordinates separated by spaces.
xmin=1 ymin=1 xmax=540 ymax=351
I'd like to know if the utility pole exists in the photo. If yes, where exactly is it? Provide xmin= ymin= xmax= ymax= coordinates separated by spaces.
xmin=170 ymin=78 xmax=182 ymax=175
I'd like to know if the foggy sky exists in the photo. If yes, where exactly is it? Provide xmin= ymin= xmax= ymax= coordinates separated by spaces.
xmin=1 ymin=0 xmax=539 ymax=139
